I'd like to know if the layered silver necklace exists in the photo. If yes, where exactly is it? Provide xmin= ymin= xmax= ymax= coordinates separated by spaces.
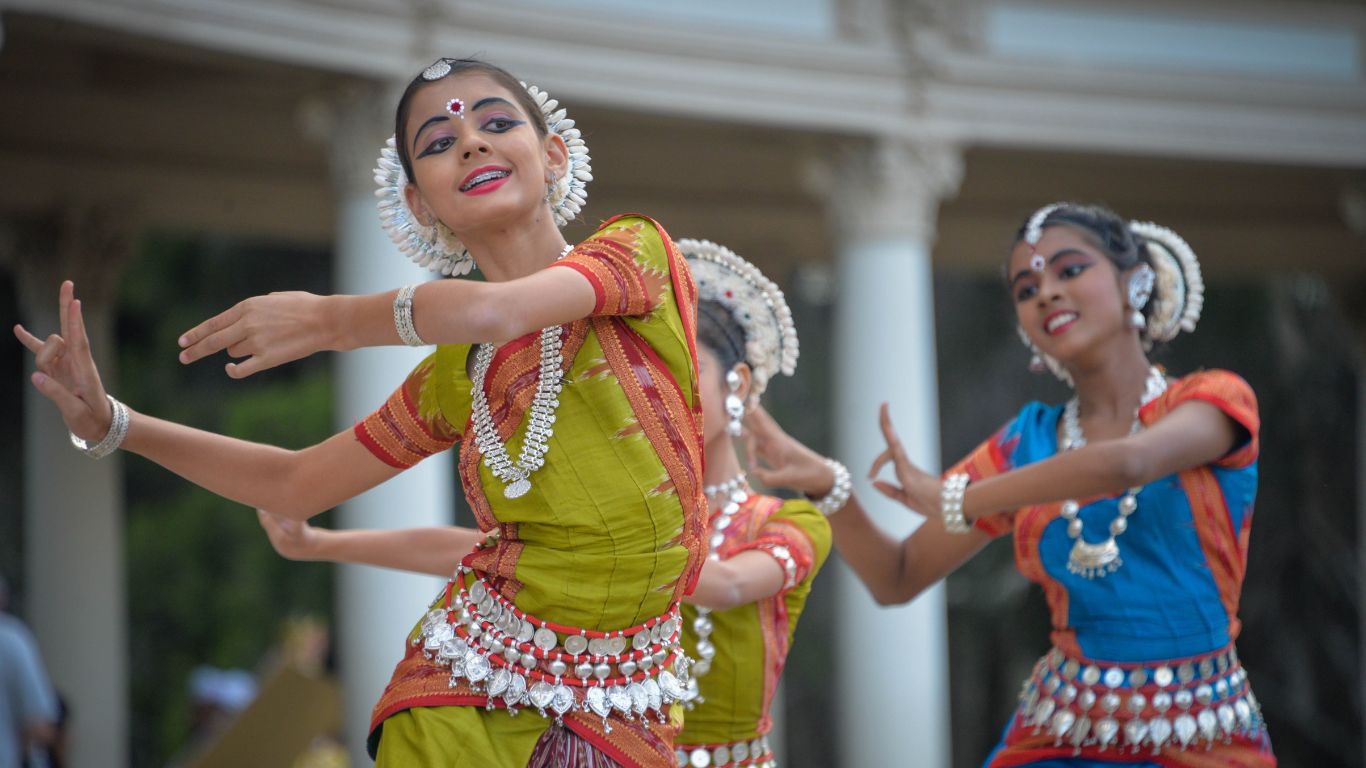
xmin=469 ymin=244 xmax=573 ymax=499
xmin=685 ymin=472 xmax=749 ymax=704
xmin=1058 ymin=366 xmax=1167 ymax=579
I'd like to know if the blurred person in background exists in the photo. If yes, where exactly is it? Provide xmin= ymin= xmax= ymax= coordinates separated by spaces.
xmin=744 ymin=203 xmax=1276 ymax=767
xmin=0 ymin=576 xmax=60 ymax=768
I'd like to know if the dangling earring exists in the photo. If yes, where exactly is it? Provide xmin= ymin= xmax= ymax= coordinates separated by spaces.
xmin=1126 ymin=264 xmax=1155 ymax=331
xmin=1017 ymin=325 xmax=1045 ymax=374
xmin=543 ymin=172 xmax=557 ymax=204
xmin=725 ymin=370 xmax=745 ymax=437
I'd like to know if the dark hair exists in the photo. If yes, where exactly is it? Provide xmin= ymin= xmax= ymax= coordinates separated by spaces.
xmin=394 ymin=58 xmax=548 ymax=183
xmin=1012 ymin=202 xmax=1158 ymax=325
xmin=696 ymin=299 xmax=747 ymax=373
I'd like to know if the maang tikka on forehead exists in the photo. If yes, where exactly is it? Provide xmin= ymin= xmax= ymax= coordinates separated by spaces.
xmin=1025 ymin=202 xmax=1066 ymax=272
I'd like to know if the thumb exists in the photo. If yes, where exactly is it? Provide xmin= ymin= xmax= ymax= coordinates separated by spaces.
xmin=32 ymin=372 xmax=91 ymax=430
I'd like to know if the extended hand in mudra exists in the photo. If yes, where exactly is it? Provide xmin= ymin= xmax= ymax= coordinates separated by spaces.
xmin=868 ymin=402 xmax=941 ymax=517
xmin=13 ymin=280 xmax=114 ymax=444
xmin=177 ymin=290 xmax=333 ymax=379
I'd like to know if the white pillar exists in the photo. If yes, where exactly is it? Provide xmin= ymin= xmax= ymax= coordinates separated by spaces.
xmin=17 ymin=209 xmax=134 ymax=768
xmin=824 ymin=140 xmax=962 ymax=768
xmin=325 ymin=89 xmax=455 ymax=763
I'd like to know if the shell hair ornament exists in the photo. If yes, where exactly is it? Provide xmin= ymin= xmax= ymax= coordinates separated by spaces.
xmin=1129 ymin=220 xmax=1204 ymax=348
xmin=677 ymin=238 xmax=799 ymax=406
xmin=374 ymin=62 xmax=593 ymax=276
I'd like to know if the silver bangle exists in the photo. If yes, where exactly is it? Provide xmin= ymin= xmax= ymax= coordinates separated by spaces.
xmin=393 ymin=284 xmax=427 ymax=347
xmin=941 ymin=472 xmax=971 ymax=533
xmin=70 ymin=395 xmax=130 ymax=459
xmin=812 ymin=458 xmax=852 ymax=516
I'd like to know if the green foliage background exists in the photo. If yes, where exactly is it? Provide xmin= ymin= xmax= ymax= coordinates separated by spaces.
xmin=118 ymin=235 xmax=336 ymax=766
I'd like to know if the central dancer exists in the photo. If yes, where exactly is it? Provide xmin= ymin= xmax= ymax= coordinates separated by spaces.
xmin=257 ymin=239 xmax=833 ymax=768
xmin=17 ymin=58 xmax=706 ymax=767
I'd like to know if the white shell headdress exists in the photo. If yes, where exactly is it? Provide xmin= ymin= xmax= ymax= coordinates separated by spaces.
xmin=1128 ymin=220 xmax=1204 ymax=346
xmin=374 ymin=66 xmax=593 ymax=276
xmin=679 ymin=238 xmax=799 ymax=403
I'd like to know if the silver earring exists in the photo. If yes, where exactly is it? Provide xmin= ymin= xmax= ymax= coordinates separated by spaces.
xmin=543 ymin=173 xmax=557 ymax=204
xmin=725 ymin=370 xmax=744 ymax=437
xmin=1126 ymin=264 xmax=1155 ymax=330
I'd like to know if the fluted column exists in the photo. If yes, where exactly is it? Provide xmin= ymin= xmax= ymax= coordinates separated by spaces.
xmin=323 ymin=85 xmax=455 ymax=763
xmin=820 ymin=139 xmax=963 ymax=767
xmin=15 ymin=206 xmax=135 ymax=768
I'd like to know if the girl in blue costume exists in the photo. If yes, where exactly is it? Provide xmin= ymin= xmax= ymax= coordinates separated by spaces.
xmin=744 ymin=202 xmax=1275 ymax=767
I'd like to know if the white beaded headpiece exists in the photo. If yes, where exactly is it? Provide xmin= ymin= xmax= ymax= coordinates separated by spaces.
xmin=1129 ymin=220 xmax=1204 ymax=345
xmin=374 ymin=66 xmax=593 ymax=276
xmin=1023 ymin=202 xmax=1067 ymax=246
xmin=679 ymin=238 xmax=799 ymax=403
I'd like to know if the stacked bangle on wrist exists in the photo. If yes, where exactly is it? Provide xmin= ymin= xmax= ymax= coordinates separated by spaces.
xmin=941 ymin=472 xmax=971 ymax=533
xmin=70 ymin=395 xmax=130 ymax=459
xmin=812 ymin=458 xmax=853 ymax=516
xmin=394 ymin=284 xmax=427 ymax=347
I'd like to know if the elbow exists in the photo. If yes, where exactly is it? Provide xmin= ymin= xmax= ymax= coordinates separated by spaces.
xmin=871 ymin=584 xmax=920 ymax=607
xmin=469 ymin=287 xmax=520 ymax=345
xmin=274 ymin=453 xmax=332 ymax=520
xmin=1110 ymin=443 xmax=1152 ymax=489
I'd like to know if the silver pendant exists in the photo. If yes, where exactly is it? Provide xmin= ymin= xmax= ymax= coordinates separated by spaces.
xmin=1068 ymin=536 xmax=1122 ymax=579
xmin=504 ymin=477 xmax=531 ymax=499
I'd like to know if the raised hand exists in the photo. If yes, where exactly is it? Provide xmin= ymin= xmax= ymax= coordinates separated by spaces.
xmin=868 ymin=402 xmax=940 ymax=516
xmin=742 ymin=405 xmax=836 ymax=498
xmin=14 ymin=281 xmax=114 ymax=443
xmin=178 ymin=291 xmax=336 ymax=379
xmin=257 ymin=509 xmax=321 ymax=561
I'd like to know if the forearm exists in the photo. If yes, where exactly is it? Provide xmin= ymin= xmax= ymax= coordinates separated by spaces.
xmin=962 ymin=440 xmax=1141 ymax=522
xmin=121 ymin=413 xmax=391 ymax=518
xmin=687 ymin=550 xmax=785 ymax=611
xmin=830 ymin=493 xmax=988 ymax=605
xmin=329 ymin=282 xmax=503 ymax=351
xmin=826 ymin=494 xmax=920 ymax=605
xmin=330 ymin=268 xmax=596 ymax=351
xmin=309 ymin=527 xmax=482 ymax=576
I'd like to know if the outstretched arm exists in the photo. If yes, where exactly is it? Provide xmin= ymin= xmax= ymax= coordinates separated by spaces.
xmin=259 ymin=509 xmax=790 ymax=611
xmin=257 ymin=511 xmax=482 ymax=576
xmin=743 ymin=406 xmax=986 ymax=605
xmin=16 ymin=281 xmax=405 ymax=520
xmin=177 ymin=265 xmax=597 ymax=378
xmin=869 ymin=400 xmax=1240 ymax=524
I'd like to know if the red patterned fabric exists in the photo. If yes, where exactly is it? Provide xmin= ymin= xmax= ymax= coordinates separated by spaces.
xmin=353 ymin=355 xmax=460 ymax=468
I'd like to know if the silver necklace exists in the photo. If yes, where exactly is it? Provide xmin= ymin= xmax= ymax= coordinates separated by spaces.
xmin=469 ymin=244 xmax=572 ymax=499
xmin=684 ymin=478 xmax=751 ymax=704
xmin=1058 ymin=366 xmax=1167 ymax=579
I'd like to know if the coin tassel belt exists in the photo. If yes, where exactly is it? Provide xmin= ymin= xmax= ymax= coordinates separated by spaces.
xmin=416 ymin=564 xmax=695 ymax=731
xmin=675 ymin=735 xmax=775 ymax=767
xmin=1016 ymin=644 xmax=1267 ymax=754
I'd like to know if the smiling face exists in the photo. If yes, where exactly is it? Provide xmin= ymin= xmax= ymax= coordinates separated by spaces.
xmin=400 ymin=72 xmax=568 ymax=238
xmin=1007 ymin=225 xmax=1133 ymax=364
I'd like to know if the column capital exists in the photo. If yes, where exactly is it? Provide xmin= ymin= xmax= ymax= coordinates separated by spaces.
xmin=13 ymin=204 xmax=138 ymax=319
xmin=809 ymin=138 xmax=963 ymax=246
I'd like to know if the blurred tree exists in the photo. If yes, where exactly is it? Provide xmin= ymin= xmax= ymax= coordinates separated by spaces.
xmin=118 ymin=234 xmax=335 ymax=767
